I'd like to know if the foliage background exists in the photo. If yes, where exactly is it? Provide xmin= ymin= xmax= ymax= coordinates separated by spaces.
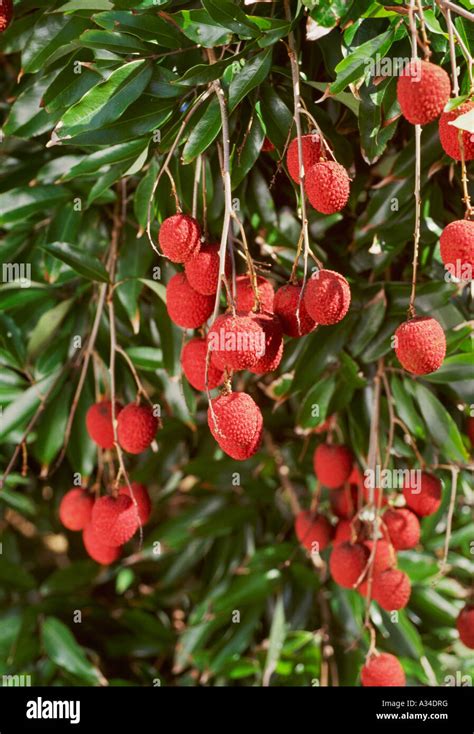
xmin=0 ymin=0 xmax=473 ymax=686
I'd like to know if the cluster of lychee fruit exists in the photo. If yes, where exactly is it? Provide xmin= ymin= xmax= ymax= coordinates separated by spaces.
xmin=86 ymin=400 xmax=158 ymax=455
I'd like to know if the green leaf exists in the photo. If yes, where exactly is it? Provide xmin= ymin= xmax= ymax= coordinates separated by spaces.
xmin=0 ymin=371 xmax=62 ymax=441
xmin=0 ymin=187 xmax=69 ymax=226
xmin=42 ymin=617 xmax=104 ymax=685
xmin=231 ymin=114 xmax=264 ymax=188
xmin=331 ymin=27 xmax=400 ymax=94
xmin=125 ymin=347 xmax=163 ymax=370
xmin=93 ymin=11 xmax=185 ymax=47
xmin=390 ymin=376 xmax=426 ymax=440
xmin=349 ymin=289 xmax=386 ymax=357
xmin=202 ymin=0 xmax=260 ymax=38
xmin=182 ymin=97 xmax=222 ymax=164
xmin=43 ymin=57 xmax=102 ymax=113
xmin=412 ymin=382 xmax=468 ymax=462
xmin=423 ymin=354 xmax=474 ymax=384
xmin=27 ymin=298 xmax=74 ymax=358
xmin=298 ymin=375 xmax=337 ymax=428
xmin=23 ymin=15 xmax=89 ymax=73
xmin=177 ymin=9 xmax=233 ymax=47
xmin=41 ymin=561 xmax=98 ymax=595
xmin=263 ymin=595 xmax=286 ymax=683
xmin=32 ymin=383 xmax=74 ymax=467
xmin=228 ymin=49 xmax=272 ymax=112
xmin=42 ymin=242 xmax=109 ymax=283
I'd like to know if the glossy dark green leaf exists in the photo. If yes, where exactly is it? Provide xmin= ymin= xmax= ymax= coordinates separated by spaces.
xmin=0 ymin=187 xmax=69 ymax=225
xmin=413 ymin=382 xmax=468 ymax=462
xmin=93 ymin=11 xmax=185 ymax=47
xmin=228 ymin=49 xmax=272 ymax=112
xmin=182 ymin=97 xmax=221 ymax=164
xmin=42 ymin=617 xmax=104 ymax=685
xmin=177 ymin=9 xmax=233 ymax=47
xmin=298 ymin=375 xmax=336 ymax=428
xmin=202 ymin=0 xmax=260 ymax=38
xmin=23 ymin=15 xmax=89 ymax=73
xmin=42 ymin=242 xmax=109 ymax=283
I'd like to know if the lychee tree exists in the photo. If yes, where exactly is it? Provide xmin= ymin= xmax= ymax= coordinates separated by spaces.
xmin=0 ymin=0 xmax=473 ymax=688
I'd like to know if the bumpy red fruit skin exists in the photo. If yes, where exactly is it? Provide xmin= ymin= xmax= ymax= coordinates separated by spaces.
xmin=248 ymin=312 xmax=283 ymax=375
xmin=329 ymin=541 xmax=369 ymax=588
xmin=118 ymin=483 xmax=152 ymax=525
xmin=83 ymin=523 xmax=121 ymax=565
xmin=395 ymin=316 xmax=446 ymax=375
xmin=273 ymin=283 xmax=316 ymax=337
xmin=91 ymin=495 xmax=139 ymax=547
xmin=397 ymin=60 xmax=450 ymax=125
xmin=313 ymin=444 xmax=353 ymax=489
xmin=383 ymin=508 xmax=420 ymax=550
xmin=304 ymin=269 xmax=351 ymax=325
xmin=117 ymin=404 xmax=158 ymax=455
xmin=181 ymin=337 xmax=223 ymax=391
xmin=403 ymin=471 xmax=442 ymax=517
xmin=457 ymin=605 xmax=474 ymax=649
xmin=166 ymin=273 xmax=214 ymax=329
xmin=305 ymin=161 xmax=350 ymax=215
xmin=185 ymin=243 xmax=229 ymax=295
xmin=86 ymin=400 xmax=122 ymax=449
xmin=333 ymin=520 xmax=352 ymax=546
xmin=235 ymin=275 xmax=275 ymax=313
xmin=295 ymin=510 xmax=333 ymax=553
xmin=373 ymin=569 xmax=411 ymax=610
xmin=208 ymin=392 xmax=263 ymax=461
xmin=59 ymin=489 xmax=94 ymax=531
xmin=361 ymin=653 xmax=406 ymax=687
xmin=440 ymin=220 xmax=474 ymax=274
xmin=0 ymin=0 xmax=13 ymax=32
xmin=262 ymin=137 xmax=275 ymax=153
xmin=158 ymin=214 xmax=201 ymax=263
xmin=439 ymin=101 xmax=474 ymax=161
xmin=207 ymin=313 xmax=264 ymax=371
xmin=330 ymin=485 xmax=358 ymax=519
xmin=286 ymin=134 xmax=322 ymax=184
xmin=358 ymin=540 xmax=396 ymax=596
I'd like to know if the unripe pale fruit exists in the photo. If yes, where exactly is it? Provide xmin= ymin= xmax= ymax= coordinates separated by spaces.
xmin=116 ymin=403 xmax=158 ymax=455
xmin=330 ymin=484 xmax=358 ymax=519
xmin=0 ymin=0 xmax=13 ymax=33
xmin=361 ymin=653 xmax=406 ymax=687
xmin=181 ymin=337 xmax=223 ymax=391
xmin=248 ymin=311 xmax=283 ymax=375
xmin=294 ymin=510 xmax=333 ymax=552
xmin=274 ymin=282 xmax=316 ymax=337
xmin=383 ymin=508 xmax=420 ymax=550
xmin=208 ymin=391 xmax=263 ymax=461
xmin=403 ymin=471 xmax=442 ymax=517
xmin=158 ymin=214 xmax=201 ymax=263
xmin=166 ymin=272 xmax=214 ymax=329
xmin=118 ymin=483 xmax=152 ymax=525
xmin=304 ymin=269 xmax=351 ymax=325
xmin=185 ymin=243 xmax=230 ymax=295
xmin=235 ymin=275 xmax=275 ymax=313
xmin=86 ymin=400 xmax=122 ymax=449
xmin=333 ymin=519 xmax=352 ymax=546
xmin=91 ymin=495 xmax=139 ymax=547
xmin=305 ymin=161 xmax=350 ymax=214
xmin=329 ymin=541 xmax=369 ymax=588
xmin=372 ymin=568 xmax=411 ymax=610
xmin=286 ymin=134 xmax=322 ymax=184
xmin=59 ymin=489 xmax=94 ymax=531
xmin=395 ymin=316 xmax=446 ymax=375
xmin=439 ymin=101 xmax=474 ymax=161
xmin=313 ymin=444 xmax=353 ymax=489
xmin=83 ymin=523 xmax=121 ymax=565
xmin=207 ymin=313 xmax=264 ymax=371
xmin=397 ymin=60 xmax=450 ymax=125
xmin=439 ymin=219 xmax=474 ymax=274
xmin=457 ymin=605 xmax=474 ymax=649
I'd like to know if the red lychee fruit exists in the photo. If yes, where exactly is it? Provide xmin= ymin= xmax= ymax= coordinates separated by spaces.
xmin=248 ymin=311 xmax=283 ymax=374
xmin=313 ymin=444 xmax=353 ymax=489
xmin=439 ymin=101 xmax=474 ymax=161
xmin=286 ymin=133 xmax=322 ymax=184
xmin=457 ymin=605 xmax=474 ymax=649
xmin=235 ymin=274 xmax=275 ymax=313
xmin=0 ymin=0 xmax=13 ymax=32
xmin=59 ymin=488 xmax=94 ymax=531
xmin=116 ymin=403 xmax=158 ymax=455
xmin=397 ymin=60 xmax=450 ymax=125
xmin=118 ymin=482 xmax=152 ymax=525
xmin=83 ymin=523 xmax=122 ymax=565
xmin=440 ymin=219 xmax=474 ymax=275
xmin=305 ymin=161 xmax=350 ymax=215
xmin=166 ymin=272 xmax=214 ymax=329
xmin=273 ymin=282 xmax=316 ymax=337
xmin=330 ymin=484 xmax=358 ymax=520
xmin=329 ymin=541 xmax=369 ymax=588
xmin=394 ymin=316 xmax=446 ymax=375
xmin=208 ymin=391 xmax=263 ymax=461
xmin=403 ymin=471 xmax=442 ymax=517
xmin=181 ymin=337 xmax=223 ymax=391
xmin=468 ymin=416 xmax=474 ymax=447
xmin=91 ymin=494 xmax=139 ymax=547
xmin=158 ymin=214 xmax=201 ymax=263
xmin=373 ymin=569 xmax=411 ymax=610
xmin=383 ymin=508 xmax=420 ymax=550
xmin=262 ymin=137 xmax=275 ymax=153
xmin=333 ymin=519 xmax=353 ymax=546
xmin=304 ymin=269 xmax=351 ymax=325
xmin=207 ymin=312 xmax=264 ymax=371
xmin=86 ymin=400 xmax=122 ymax=449
xmin=358 ymin=539 xmax=397 ymax=596
xmin=294 ymin=510 xmax=333 ymax=553
xmin=184 ymin=243 xmax=230 ymax=296
xmin=361 ymin=653 xmax=406 ymax=687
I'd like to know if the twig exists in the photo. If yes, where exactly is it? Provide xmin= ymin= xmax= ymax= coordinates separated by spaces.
xmin=115 ymin=345 xmax=154 ymax=407
xmin=438 ymin=466 xmax=459 ymax=577
xmin=439 ymin=0 xmax=474 ymax=23
xmin=407 ymin=2 xmax=422 ymax=320
xmin=264 ymin=432 xmax=301 ymax=514
xmin=444 ymin=7 xmax=460 ymax=96
xmin=192 ymin=154 xmax=202 ymax=220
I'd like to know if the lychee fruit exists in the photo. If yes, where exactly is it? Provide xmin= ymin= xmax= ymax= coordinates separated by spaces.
xmin=294 ymin=510 xmax=333 ymax=553
xmin=86 ymin=400 xmax=122 ymax=449
xmin=184 ymin=243 xmax=230 ymax=295
xmin=91 ymin=494 xmax=139 ymax=547
xmin=208 ymin=391 xmax=263 ymax=461
xmin=358 ymin=539 xmax=397 ymax=596
xmin=273 ymin=282 xmax=316 ymax=337
xmin=83 ymin=523 xmax=122 ymax=565
xmin=457 ymin=605 xmax=474 ymax=649
xmin=313 ymin=444 xmax=353 ymax=489
xmin=333 ymin=519 xmax=353 ymax=546
xmin=304 ymin=269 xmax=351 ymax=325
xmin=116 ymin=403 xmax=158 ymax=455
xmin=372 ymin=568 xmax=411 ymax=610
xmin=439 ymin=100 xmax=474 ymax=161
xmin=329 ymin=541 xmax=369 ymax=588
xmin=248 ymin=311 xmax=283 ymax=374
xmin=181 ymin=337 xmax=223 ymax=391
xmin=403 ymin=471 xmax=442 ymax=517
xmin=262 ymin=137 xmax=275 ymax=153
xmin=207 ymin=312 xmax=264 ymax=371
xmin=383 ymin=508 xmax=420 ymax=550
xmin=330 ymin=484 xmax=358 ymax=519
xmin=166 ymin=272 xmax=214 ymax=329
xmin=118 ymin=482 xmax=152 ymax=525
xmin=397 ymin=60 xmax=450 ymax=125
xmin=286 ymin=133 xmax=322 ymax=184
xmin=305 ymin=161 xmax=350 ymax=215
xmin=361 ymin=653 xmax=406 ymax=687
xmin=394 ymin=316 xmax=446 ymax=375
xmin=439 ymin=219 xmax=474 ymax=275
xmin=235 ymin=274 xmax=275 ymax=313
xmin=0 ymin=0 xmax=13 ymax=32
xmin=158 ymin=213 xmax=201 ymax=263
xmin=59 ymin=488 xmax=94 ymax=531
